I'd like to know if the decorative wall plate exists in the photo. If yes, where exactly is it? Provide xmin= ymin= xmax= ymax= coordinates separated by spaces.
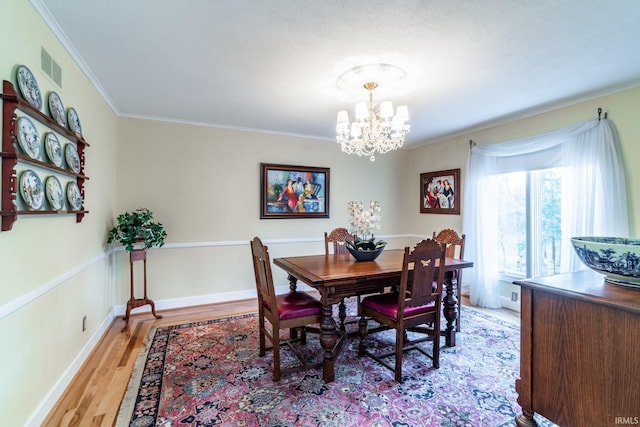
xmin=67 ymin=107 xmax=82 ymax=137
xmin=16 ymin=65 xmax=42 ymax=110
xmin=48 ymin=92 xmax=67 ymax=128
xmin=66 ymin=181 xmax=82 ymax=211
xmin=45 ymin=176 xmax=64 ymax=210
xmin=16 ymin=116 xmax=41 ymax=159
xmin=65 ymin=143 xmax=80 ymax=173
xmin=19 ymin=169 xmax=44 ymax=210
xmin=45 ymin=132 xmax=63 ymax=167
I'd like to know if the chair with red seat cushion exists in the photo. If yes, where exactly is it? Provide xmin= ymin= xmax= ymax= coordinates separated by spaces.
xmin=358 ymin=238 xmax=446 ymax=382
xmin=250 ymin=237 xmax=322 ymax=381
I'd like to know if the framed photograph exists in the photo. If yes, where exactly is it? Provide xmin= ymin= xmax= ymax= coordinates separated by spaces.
xmin=260 ymin=163 xmax=329 ymax=219
xmin=420 ymin=168 xmax=460 ymax=215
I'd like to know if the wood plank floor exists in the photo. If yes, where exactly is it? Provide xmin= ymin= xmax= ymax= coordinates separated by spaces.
xmin=43 ymin=296 xmax=519 ymax=426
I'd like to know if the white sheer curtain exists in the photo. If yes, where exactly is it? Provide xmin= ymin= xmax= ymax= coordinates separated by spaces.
xmin=462 ymin=118 xmax=628 ymax=308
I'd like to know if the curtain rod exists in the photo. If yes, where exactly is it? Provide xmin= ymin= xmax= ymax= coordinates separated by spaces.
xmin=470 ymin=108 xmax=606 ymax=149
xmin=598 ymin=107 xmax=608 ymax=120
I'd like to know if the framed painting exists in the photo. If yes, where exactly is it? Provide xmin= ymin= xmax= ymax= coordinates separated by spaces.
xmin=260 ymin=163 xmax=330 ymax=219
xmin=420 ymin=168 xmax=460 ymax=215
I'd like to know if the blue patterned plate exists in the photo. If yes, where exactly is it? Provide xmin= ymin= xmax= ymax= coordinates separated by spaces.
xmin=66 ymin=181 xmax=82 ymax=211
xmin=48 ymin=92 xmax=67 ymax=128
xmin=45 ymin=132 xmax=63 ymax=167
xmin=19 ymin=169 xmax=44 ymax=210
xmin=45 ymin=176 xmax=64 ymax=211
xmin=16 ymin=116 xmax=41 ymax=159
xmin=65 ymin=143 xmax=80 ymax=173
xmin=67 ymin=107 xmax=82 ymax=137
xmin=16 ymin=65 xmax=42 ymax=110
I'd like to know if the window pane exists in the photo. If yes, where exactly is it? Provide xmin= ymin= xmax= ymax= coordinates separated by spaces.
xmin=495 ymin=168 xmax=563 ymax=278
xmin=536 ymin=168 xmax=562 ymax=275
xmin=496 ymin=172 xmax=527 ymax=275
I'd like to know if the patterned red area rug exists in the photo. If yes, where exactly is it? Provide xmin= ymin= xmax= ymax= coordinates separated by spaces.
xmin=116 ymin=306 xmax=556 ymax=427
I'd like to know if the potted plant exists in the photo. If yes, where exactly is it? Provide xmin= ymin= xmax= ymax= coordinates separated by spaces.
xmin=345 ymin=200 xmax=387 ymax=261
xmin=106 ymin=208 xmax=167 ymax=252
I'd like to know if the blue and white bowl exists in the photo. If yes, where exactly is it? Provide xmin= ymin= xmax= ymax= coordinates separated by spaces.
xmin=571 ymin=237 xmax=640 ymax=287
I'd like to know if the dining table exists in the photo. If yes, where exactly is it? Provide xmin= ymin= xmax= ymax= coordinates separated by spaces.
xmin=273 ymin=248 xmax=474 ymax=383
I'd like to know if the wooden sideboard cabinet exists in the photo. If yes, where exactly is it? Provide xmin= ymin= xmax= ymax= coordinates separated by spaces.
xmin=514 ymin=270 xmax=640 ymax=427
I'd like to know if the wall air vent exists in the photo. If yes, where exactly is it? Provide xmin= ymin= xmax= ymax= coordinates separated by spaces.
xmin=41 ymin=47 xmax=62 ymax=87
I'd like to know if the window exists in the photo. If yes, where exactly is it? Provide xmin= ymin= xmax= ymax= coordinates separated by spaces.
xmin=464 ymin=119 xmax=627 ymax=308
xmin=495 ymin=168 xmax=564 ymax=278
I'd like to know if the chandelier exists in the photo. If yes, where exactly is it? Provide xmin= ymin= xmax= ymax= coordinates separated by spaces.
xmin=336 ymin=78 xmax=410 ymax=162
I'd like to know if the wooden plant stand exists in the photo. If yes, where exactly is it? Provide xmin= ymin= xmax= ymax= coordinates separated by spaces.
xmin=122 ymin=248 xmax=162 ymax=331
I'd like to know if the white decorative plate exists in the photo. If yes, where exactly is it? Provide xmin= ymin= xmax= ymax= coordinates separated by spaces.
xmin=45 ymin=132 xmax=63 ymax=167
xmin=19 ymin=169 xmax=44 ymax=210
xmin=16 ymin=116 xmax=41 ymax=159
xmin=45 ymin=176 xmax=64 ymax=210
xmin=16 ymin=65 xmax=42 ymax=110
xmin=65 ymin=143 xmax=80 ymax=173
xmin=66 ymin=181 xmax=82 ymax=211
xmin=67 ymin=107 xmax=82 ymax=137
xmin=48 ymin=92 xmax=67 ymax=128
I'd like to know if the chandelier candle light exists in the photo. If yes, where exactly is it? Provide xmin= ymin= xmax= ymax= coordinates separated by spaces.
xmin=345 ymin=201 xmax=387 ymax=261
xmin=336 ymin=81 xmax=410 ymax=162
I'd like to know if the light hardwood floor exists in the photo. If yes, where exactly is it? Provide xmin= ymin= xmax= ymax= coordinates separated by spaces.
xmin=43 ymin=296 xmax=519 ymax=426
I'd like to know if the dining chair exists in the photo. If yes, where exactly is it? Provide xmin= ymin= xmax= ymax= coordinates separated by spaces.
xmin=324 ymin=227 xmax=357 ymax=331
xmin=432 ymin=228 xmax=466 ymax=331
xmin=358 ymin=238 xmax=446 ymax=382
xmin=250 ymin=237 xmax=323 ymax=381
xmin=324 ymin=227 xmax=353 ymax=255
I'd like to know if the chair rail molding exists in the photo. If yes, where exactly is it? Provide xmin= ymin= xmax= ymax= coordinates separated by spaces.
xmin=0 ymin=252 xmax=106 ymax=320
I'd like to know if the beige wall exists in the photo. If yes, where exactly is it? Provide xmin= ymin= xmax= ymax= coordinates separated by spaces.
xmin=0 ymin=1 xmax=118 ymax=425
xmin=1 ymin=1 xmax=639 ymax=425
xmin=112 ymin=118 xmax=412 ymax=305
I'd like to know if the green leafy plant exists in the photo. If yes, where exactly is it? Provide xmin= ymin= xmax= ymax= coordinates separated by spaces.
xmin=106 ymin=208 xmax=167 ymax=252
xmin=345 ymin=200 xmax=387 ymax=251
xmin=346 ymin=235 xmax=387 ymax=251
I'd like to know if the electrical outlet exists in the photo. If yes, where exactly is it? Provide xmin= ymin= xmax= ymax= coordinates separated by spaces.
xmin=82 ymin=316 xmax=86 ymax=332
xmin=511 ymin=292 xmax=518 ymax=302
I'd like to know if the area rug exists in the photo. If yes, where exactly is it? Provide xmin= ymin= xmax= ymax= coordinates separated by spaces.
xmin=116 ymin=305 xmax=556 ymax=427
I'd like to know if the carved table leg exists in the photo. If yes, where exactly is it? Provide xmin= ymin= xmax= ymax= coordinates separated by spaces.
xmin=338 ymin=299 xmax=347 ymax=331
xmin=319 ymin=303 xmax=336 ymax=382
xmin=443 ymin=272 xmax=457 ymax=347
xmin=286 ymin=274 xmax=298 ymax=292
xmin=286 ymin=274 xmax=299 ymax=339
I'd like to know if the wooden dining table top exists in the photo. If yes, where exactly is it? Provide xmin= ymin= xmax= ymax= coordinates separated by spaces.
xmin=273 ymin=248 xmax=474 ymax=288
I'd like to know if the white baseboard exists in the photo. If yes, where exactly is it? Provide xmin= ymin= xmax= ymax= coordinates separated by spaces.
xmin=26 ymin=311 xmax=116 ymax=427
xmin=111 ymin=284 xmax=301 ymax=316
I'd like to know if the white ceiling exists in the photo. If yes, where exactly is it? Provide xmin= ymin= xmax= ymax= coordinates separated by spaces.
xmin=34 ymin=0 xmax=640 ymax=148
